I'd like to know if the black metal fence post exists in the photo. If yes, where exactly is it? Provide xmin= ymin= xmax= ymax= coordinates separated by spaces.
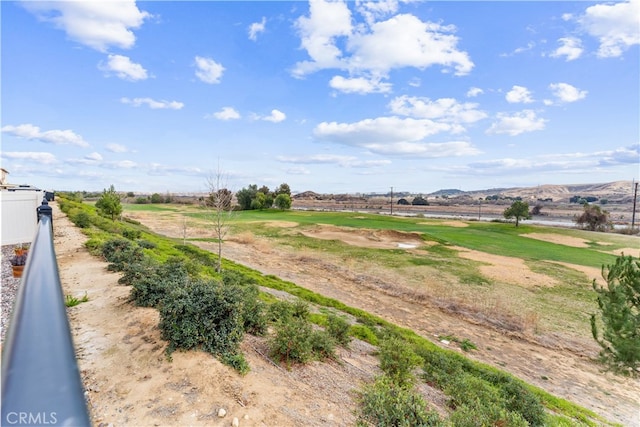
xmin=37 ymin=198 xmax=53 ymax=227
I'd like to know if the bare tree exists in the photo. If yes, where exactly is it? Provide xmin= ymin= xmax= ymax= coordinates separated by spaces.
xmin=204 ymin=167 xmax=234 ymax=273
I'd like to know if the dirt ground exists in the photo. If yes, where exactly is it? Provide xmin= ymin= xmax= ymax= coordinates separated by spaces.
xmin=56 ymin=205 xmax=640 ymax=426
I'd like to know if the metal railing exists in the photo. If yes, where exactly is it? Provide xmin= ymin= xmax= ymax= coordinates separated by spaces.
xmin=1 ymin=200 xmax=91 ymax=426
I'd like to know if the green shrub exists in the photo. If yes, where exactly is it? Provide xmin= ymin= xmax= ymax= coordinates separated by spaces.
xmin=267 ymin=299 xmax=310 ymax=323
xmin=269 ymin=316 xmax=313 ymax=366
xmin=448 ymin=403 xmax=528 ymax=427
xmin=159 ymin=279 xmax=247 ymax=371
xmin=379 ymin=337 xmax=422 ymax=389
xmin=122 ymin=227 xmax=142 ymax=240
xmin=421 ymin=349 xmax=466 ymax=388
xmin=68 ymin=209 xmax=92 ymax=228
xmin=326 ymin=313 xmax=351 ymax=347
xmin=128 ymin=258 xmax=189 ymax=307
xmin=101 ymin=237 xmax=144 ymax=271
xmin=357 ymin=376 xmax=442 ymax=427
xmin=445 ymin=372 xmax=503 ymax=409
xmin=136 ymin=239 xmax=157 ymax=249
xmin=310 ymin=330 xmax=336 ymax=360
xmin=221 ymin=352 xmax=250 ymax=375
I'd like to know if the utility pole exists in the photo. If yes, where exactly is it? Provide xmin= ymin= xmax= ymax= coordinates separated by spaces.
xmin=632 ymin=182 xmax=638 ymax=231
xmin=478 ymin=199 xmax=482 ymax=221
xmin=390 ymin=186 xmax=393 ymax=215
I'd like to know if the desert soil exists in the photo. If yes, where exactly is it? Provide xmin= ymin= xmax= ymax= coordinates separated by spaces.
xmin=36 ymin=204 xmax=640 ymax=426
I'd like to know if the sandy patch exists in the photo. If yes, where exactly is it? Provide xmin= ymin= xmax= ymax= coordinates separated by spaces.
xmin=456 ymin=248 xmax=558 ymax=288
xmin=300 ymin=224 xmax=424 ymax=250
xmin=608 ymin=247 xmax=640 ymax=257
xmin=549 ymin=262 xmax=605 ymax=286
xmin=523 ymin=233 xmax=590 ymax=248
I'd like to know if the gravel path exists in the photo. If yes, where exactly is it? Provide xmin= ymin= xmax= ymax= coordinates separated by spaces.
xmin=1 ymin=244 xmax=24 ymax=343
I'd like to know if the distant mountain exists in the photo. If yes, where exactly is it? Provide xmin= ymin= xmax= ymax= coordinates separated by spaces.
xmin=294 ymin=181 xmax=636 ymax=203
xmin=443 ymin=181 xmax=635 ymax=203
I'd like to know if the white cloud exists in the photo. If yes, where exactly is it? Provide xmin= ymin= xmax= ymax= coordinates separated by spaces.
xmin=293 ymin=0 xmax=353 ymax=76
xmin=464 ymin=143 xmax=640 ymax=176
xmin=367 ymin=140 xmax=481 ymax=157
xmin=194 ymin=56 xmax=225 ymax=84
xmin=313 ymin=116 xmax=481 ymax=157
xmin=486 ymin=110 xmax=547 ymax=136
xmin=1 ymin=151 xmax=57 ymax=164
xmin=106 ymin=143 xmax=128 ymax=153
xmin=578 ymin=0 xmax=640 ymax=58
xmin=210 ymin=107 xmax=241 ymax=120
xmin=262 ymin=109 xmax=287 ymax=123
xmin=329 ymin=75 xmax=392 ymax=94
xmin=505 ymin=85 xmax=534 ymax=104
xmin=466 ymin=87 xmax=483 ymax=98
xmin=248 ymin=17 xmax=267 ymax=41
xmin=315 ymin=117 xmax=452 ymax=145
xmin=293 ymin=2 xmax=473 ymax=80
xmin=356 ymin=0 xmax=399 ymax=25
xmin=1 ymin=123 xmax=89 ymax=147
xmin=22 ymin=1 xmax=150 ymax=52
xmin=550 ymin=37 xmax=583 ymax=61
xmin=548 ymin=83 xmax=587 ymax=103
xmin=388 ymin=95 xmax=487 ymax=125
xmin=99 ymin=54 xmax=148 ymax=81
xmin=346 ymin=14 xmax=473 ymax=76
xmin=278 ymin=154 xmax=391 ymax=168
xmin=120 ymin=97 xmax=184 ymax=110
xmin=67 ymin=152 xmax=103 ymax=165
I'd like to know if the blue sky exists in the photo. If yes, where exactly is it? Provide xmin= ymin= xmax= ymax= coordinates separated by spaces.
xmin=2 ymin=0 xmax=639 ymax=194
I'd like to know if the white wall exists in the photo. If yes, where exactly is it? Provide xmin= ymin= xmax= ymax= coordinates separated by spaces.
xmin=0 ymin=190 xmax=44 ymax=246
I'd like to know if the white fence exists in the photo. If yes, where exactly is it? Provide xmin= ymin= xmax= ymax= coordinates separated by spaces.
xmin=0 ymin=190 xmax=45 ymax=246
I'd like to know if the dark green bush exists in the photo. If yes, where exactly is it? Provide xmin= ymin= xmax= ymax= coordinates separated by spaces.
xmin=159 ymin=279 xmax=247 ymax=371
xmin=122 ymin=227 xmax=142 ymax=240
xmin=136 ymin=239 xmax=157 ymax=249
xmin=128 ymin=258 xmax=189 ymax=307
xmin=101 ymin=237 xmax=144 ymax=271
xmin=326 ymin=313 xmax=351 ymax=347
xmin=357 ymin=376 xmax=442 ymax=427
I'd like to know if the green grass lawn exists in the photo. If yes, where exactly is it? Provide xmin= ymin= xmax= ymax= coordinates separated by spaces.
xmin=214 ymin=209 xmax=629 ymax=268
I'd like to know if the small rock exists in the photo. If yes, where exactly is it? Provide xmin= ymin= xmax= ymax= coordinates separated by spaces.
xmin=218 ymin=408 xmax=227 ymax=418
xmin=243 ymin=415 xmax=249 ymax=420
xmin=440 ymin=339 xmax=450 ymax=345
xmin=232 ymin=417 xmax=239 ymax=427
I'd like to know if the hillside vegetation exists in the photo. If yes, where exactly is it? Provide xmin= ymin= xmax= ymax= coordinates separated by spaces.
xmin=59 ymin=194 xmax=639 ymax=426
